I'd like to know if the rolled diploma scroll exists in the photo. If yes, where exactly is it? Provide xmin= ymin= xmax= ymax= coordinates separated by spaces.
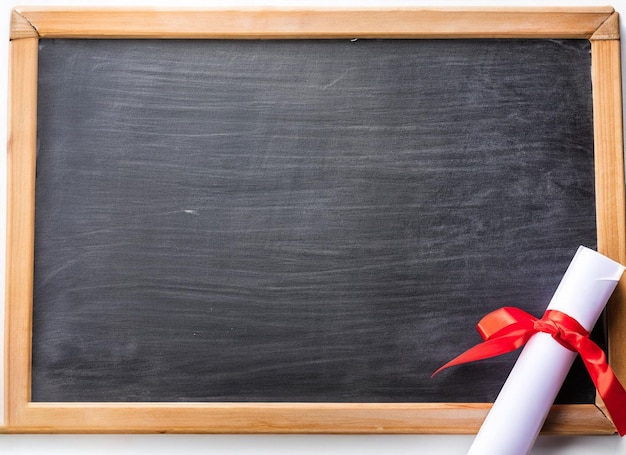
xmin=467 ymin=246 xmax=625 ymax=455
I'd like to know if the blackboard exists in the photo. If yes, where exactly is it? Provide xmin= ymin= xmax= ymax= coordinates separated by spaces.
xmin=6 ymin=7 xmax=625 ymax=434
xmin=32 ymin=37 xmax=598 ymax=404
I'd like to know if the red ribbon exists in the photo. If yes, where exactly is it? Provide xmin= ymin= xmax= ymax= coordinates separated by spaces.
xmin=432 ymin=307 xmax=626 ymax=436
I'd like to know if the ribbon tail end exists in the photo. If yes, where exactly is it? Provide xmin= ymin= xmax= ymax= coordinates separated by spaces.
xmin=432 ymin=359 xmax=460 ymax=378
xmin=431 ymin=365 xmax=447 ymax=378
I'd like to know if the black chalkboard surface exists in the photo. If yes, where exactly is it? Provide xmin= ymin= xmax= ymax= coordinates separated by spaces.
xmin=32 ymin=38 xmax=597 ymax=404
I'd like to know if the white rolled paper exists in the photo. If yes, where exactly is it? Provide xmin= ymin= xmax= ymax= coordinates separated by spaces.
xmin=467 ymin=246 xmax=625 ymax=455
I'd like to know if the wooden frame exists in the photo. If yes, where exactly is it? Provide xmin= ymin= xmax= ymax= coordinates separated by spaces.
xmin=5 ymin=7 xmax=625 ymax=434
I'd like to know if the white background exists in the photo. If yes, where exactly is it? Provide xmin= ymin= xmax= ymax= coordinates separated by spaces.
xmin=3 ymin=0 xmax=626 ymax=453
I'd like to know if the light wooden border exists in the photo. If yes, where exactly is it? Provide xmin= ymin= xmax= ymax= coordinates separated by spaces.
xmin=5 ymin=7 xmax=625 ymax=434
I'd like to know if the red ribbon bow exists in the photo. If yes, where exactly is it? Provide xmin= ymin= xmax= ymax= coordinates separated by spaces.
xmin=432 ymin=307 xmax=626 ymax=436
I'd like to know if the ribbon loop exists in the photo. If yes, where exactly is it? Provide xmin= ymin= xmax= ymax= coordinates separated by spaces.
xmin=432 ymin=307 xmax=626 ymax=436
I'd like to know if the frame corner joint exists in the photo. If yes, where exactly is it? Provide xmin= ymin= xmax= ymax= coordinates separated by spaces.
xmin=10 ymin=9 xmax=39 ymax=40
xmin=591 ymin=12 xmax=620 ymax=41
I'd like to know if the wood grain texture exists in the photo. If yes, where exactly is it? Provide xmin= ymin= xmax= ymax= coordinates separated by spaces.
xmin=12 ymin=7 xmax=615 ymax=39
xmin=5 ymin=37 xmax=38 ymax=427
xmin=0 ymin=403 xmax=614 ymax=434
xmin=592 ymin=38 xmax=626 ymax=426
